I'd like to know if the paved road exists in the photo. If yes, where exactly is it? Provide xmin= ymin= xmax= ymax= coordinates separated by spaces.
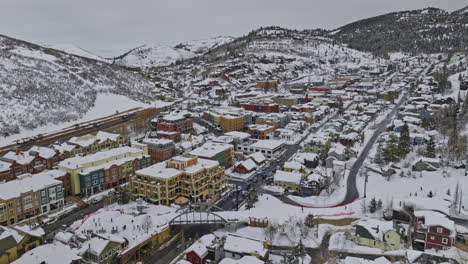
xmin=216 ymin=111 xmax=341 ymax=211
xmin=42 ymin=195 xmax=115 ymax=240
xmin=340 ymin=92 xmax=409 ymax=205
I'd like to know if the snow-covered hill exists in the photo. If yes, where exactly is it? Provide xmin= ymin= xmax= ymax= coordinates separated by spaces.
xmin=114 ymin=36 xmax=234 ymax=68
xmin=147 ymin=27 xmax=383 ymax=98
xmin=331 ymin=6 xmax=468 ymax=54
xmin=0 ymin=35 xmax=156 ymax=138
xmin=47 ymin=44 xmax=110 ymax=62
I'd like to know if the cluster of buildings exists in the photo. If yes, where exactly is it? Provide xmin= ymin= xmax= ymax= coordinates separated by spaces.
xmin=130 ymin=155 xmax=227 ymax=205
xmin=180 ymin=233 xmax=268 ymax=264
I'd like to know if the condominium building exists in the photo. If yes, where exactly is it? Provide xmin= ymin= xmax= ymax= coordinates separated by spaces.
xmin=237 ymin=140 xmax=285 ymax=159
xmin=0 ymin=173 xmax=64 ymax=225
xmin=248 ymin=124 xmax=275 ymax=140
xmin=219 ymin=115 xmax=245 ymax=132
xmin=131 ymin=155 xmax=227 ymax=205
xmin=241 ymin=102 xmax=279 ymax=113
xmin=58 ymin=145 xmax=149 ymax=195
xmin=0 ymin=146 xmax=64 ymax=182
xmin=190 ymin=141 xmax=234 ymax=167
xmin=151 ymin=112 xmax=193 ymax=134
xmin=64 ymin=131 xmax=129 ymax=157
xmin=142 ymin=138 xmax=176 ymax=164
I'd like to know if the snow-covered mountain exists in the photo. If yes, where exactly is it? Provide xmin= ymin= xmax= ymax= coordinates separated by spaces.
xmin=331 ymin=6 xmax=468 ymax=54
xmin=147 ymin=27 xmax=382 ymax=97
xmin=114 ymin=36 xmax=234 ymax=68
xmin=0 ymin=34 xmax=156 ymax=137
xmin=47 ymin=44 xmax=110 ymax=62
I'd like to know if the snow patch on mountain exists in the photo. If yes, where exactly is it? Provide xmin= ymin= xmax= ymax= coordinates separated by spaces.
xmin=48 ymin=44 xmax=109 ymax=62
xmin=115 ymin=36 xmax=234 ymax=68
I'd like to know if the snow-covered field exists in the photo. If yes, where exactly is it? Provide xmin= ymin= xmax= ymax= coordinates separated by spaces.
xmin=356 ymin=167 xmax=468 ymax=214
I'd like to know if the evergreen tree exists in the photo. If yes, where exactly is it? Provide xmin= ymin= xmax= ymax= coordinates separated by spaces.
xmin=428 ymin=191 xmax=433 ymax=198
xmin=374 ymin=142 xmax=384 ymax=165
xmin=369 ymin=198 xmax=378 ymax=213
xmin=383 ymin=135 xmax=400 ymax=163
xmin=292 ymin=240 xmax=306 ymax=264
xmin=425 ymin=136 xmax=436 ymax=158
xmin=245 ymin=185 xmax=259 ymax=209
xmin=398 ymin=122 xmax=412 ymax=157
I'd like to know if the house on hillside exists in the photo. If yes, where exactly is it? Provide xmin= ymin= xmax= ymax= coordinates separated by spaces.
xmin=184 ymin=234 xmax=220 ymax=264
xmin=411 ymin=158 xmax=441 ymax=172
xmin=79 ymin=236 xmax=122 ymax=264
xmin=354 ymin=219 xmax=404 ymax=251
xmin=233 ymin=159 xmax=257 ymax=174
xmin=223 ymin=235 xmax=268 ymax=261
xmin=412 ymin=210 xmax=456 ymax=251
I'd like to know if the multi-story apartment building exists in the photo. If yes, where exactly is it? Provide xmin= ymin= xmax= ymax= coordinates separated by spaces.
xmin=0 ymin=146 xmax=65 ymax=183
xmin=190 ymin=141 xmax=234 ymax=167
xmin=241 ymin=102 xmax=279 ymax=113
xmin=142 ymin=138 xmax=176 ymax=164
xmin=248 ymin=124 xmax=275 ymax=140
xmin=237 ymin=140 xmax=285 ymax=159
xmin=65 ymin=131 xmax=129 ymax=157
xmin=219 ymin=114 xmax=245 ymax=132
xmin=58 ymin=145 xmax=149 ymax=195
xmin=151 ymin=112 xmax=193 ymax=134
xmin=255 ymin=113 xmax=291 ymax=128
xmin=0 ymin=173 xmax=64 ymax=225
xmin=131 ymin=155 xmax=227 ymax=205
xmin=203 ymin=107 xmax=253 ymax=129
xmin=412 ymin=210 xmax=456 ymax=251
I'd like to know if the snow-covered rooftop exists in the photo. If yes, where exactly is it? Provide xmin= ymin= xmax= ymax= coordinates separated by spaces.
xmin=0 ymin=173 xmax=62 ymax=200
xmin=274 ymin=170 xmax=303 ymax=185
xmin=59 ymin=146 xmax=143 ymax=169
xmin=250 ymin=140 xmax=284 ymax=150
xmin=190 ymin=141 xmax=233 ymax=158
xmin=12 ymin=243 xmax=81 ymax=264
xmin=414 ymin=210 xmax=455 ymax=233
xmin=223 ymin=234 xmax=267 ymax=258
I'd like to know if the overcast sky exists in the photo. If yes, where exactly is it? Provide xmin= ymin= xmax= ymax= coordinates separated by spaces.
xmin=0 ymin=0 xmax=466 ymax=57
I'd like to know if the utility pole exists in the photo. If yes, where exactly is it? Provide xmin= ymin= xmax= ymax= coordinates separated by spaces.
xmin=363 ymin=168 xmax=369 ymax=198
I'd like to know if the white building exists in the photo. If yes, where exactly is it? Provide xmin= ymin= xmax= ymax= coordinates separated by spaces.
xmin=236 ymin=140 xmax=285 ymax=159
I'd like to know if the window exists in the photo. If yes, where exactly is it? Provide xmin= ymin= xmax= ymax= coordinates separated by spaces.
xmin=442 ymin=238 xmax=448 ymax=244
xmin=430 ymin=236 xmax=435 ymax=240
xmin=437 ymin=227 xmax=443 ymax=233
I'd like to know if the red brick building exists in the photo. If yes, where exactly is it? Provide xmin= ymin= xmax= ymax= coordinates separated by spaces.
xmin=0 ymin=150 xmax=45 ymax=182
xmin=185 ymin=250 xmax=208 ymax=264
xmin=153 ymin=112 xmax=193 ymax=134
xmin=157 ymin=131 xmax=180 ymax=142
xmin=142 ymin=138 xmax=176 ymax=164
xmin=412 ymin=211 xmax=456 ymax=251
xmin=28 ymin=146 xmax=64 ymax=170
xmin=241 ymin=102 xmax=279 ymax=113
xmin=248 ymin=124 xmax=275 ymax=140
xmin=0 ymin=147 xmax=64 ymax=182
xmin=233 ymin=159 xmax=257 ymax=174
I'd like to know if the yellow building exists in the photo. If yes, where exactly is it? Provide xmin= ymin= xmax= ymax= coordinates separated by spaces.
xmin=257 ymin=80 xmax=278 ymax=90
xmin=273 ymin=170 xmax=303 ymax=192
xmin=67 ymin=131 xmax=129 ymax=157
xmin=131 ymin=155 xmax=227 ymax=205
xmin=0 ymin=198 xmax=17 ymax=226
xmin=59 ymin=145 xmax=148 ymax=195
xmin=220 ymin=115 xmax=244 ymax=132
xmin=0 ymin=226 xmax=42 ymax=264
xmin=354 ymin=219 xmax=402 ymax=251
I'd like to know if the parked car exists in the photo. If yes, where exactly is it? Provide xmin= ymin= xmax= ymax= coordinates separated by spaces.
xmin=79 ymin=202 xmax=90 ymax=210
xmin=91 ymin=196 xmax=104 ymax=204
